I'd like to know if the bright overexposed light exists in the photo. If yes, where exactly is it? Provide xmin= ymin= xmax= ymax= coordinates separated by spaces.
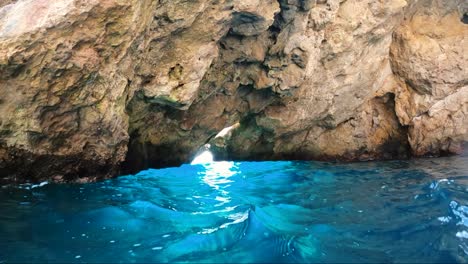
xmin=191 ymin=150 xmax=214 ymax=165
xmin=214 ymin=123 xmax=240 ymax=139
xmin=189 ymin=146 xmax=245 ymax=235
xmin=202 ymin=161 xmax=237 ymax=189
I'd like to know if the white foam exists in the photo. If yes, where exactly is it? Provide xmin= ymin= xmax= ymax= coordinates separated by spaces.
xmin=31 ymin=181 xmax=48 ymax=189
xmin=450 ymin=201 xmax=468 ymax=227
xmin=456 ymin=231 xmax=468 ymax=239
xmin=437 ymin=216 xmax=452 ymax=223
xmin=430 ymin=179 xmax=448 ymax=190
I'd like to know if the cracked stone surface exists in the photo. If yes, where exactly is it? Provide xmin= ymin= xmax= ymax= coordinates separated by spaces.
xmin=0 ymin=0 xmax=466 ymax=183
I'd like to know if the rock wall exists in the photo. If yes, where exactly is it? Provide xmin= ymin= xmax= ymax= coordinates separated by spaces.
xmin=0 ymin=0 xmax=466 ymax=182
xmin=390 ymin=0 xmax=468 ymax=156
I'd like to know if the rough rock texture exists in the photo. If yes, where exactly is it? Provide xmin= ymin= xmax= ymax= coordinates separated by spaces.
xmin=0 ymin=0 xmax=153 ymax=182
xmin=390 ymin=1 xmax=468 ymax=156
xmin=0 ymin=0 xmax=466 ymax=182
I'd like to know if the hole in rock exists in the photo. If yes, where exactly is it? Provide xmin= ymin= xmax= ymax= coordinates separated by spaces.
xmin=462 ymin=13 xmax=468 ymax=24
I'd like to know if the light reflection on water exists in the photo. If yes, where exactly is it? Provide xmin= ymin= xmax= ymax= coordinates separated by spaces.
xmin=0 ymin=156 xmax=467 ymax=263
xmin=198 ymin=160 xmax=245 ymax=234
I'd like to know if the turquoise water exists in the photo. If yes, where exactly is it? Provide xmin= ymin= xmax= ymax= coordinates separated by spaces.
xmin=1 ymin=157 xmax=468 ymax=263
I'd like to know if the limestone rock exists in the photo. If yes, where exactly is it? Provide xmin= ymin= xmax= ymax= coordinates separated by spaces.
xmin=390 ymin=1 xmax=468 ymax=156
xmin=0 ymin=0 xmax=153 ymax=182
xmin=231 ymin=0 xmax=280 ymax=36
xmin=0 ymin=0 xmax=466 ymax=182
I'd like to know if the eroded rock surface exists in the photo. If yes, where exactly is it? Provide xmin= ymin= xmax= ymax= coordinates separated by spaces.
xmin=0 ymin=0 xmax=466 ymax=182
xmin=390 ymin=1 xmax=468 ymax=156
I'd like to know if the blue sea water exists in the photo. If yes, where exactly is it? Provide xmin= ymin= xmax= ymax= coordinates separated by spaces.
xmin=0 ymin=156 xmax=468 ymax=263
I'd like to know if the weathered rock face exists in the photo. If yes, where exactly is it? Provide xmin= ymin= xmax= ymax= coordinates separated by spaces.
xmin=390 ymin=1 xmax=468 ymax=156
xmin=0 ymin=0 xmax=466 ymax=183
xmin=0 ymin=0 xmax=154 ymax=182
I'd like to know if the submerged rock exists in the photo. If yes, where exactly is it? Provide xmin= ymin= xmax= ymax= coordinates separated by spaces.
xmin=0 ymin=0 xmax=466 ymax=182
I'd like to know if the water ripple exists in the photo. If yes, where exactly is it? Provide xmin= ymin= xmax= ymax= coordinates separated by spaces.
xmin=0 ymin=156 xmax=467 ymax=263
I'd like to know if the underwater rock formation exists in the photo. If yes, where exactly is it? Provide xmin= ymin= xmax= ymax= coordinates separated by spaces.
xmin=0 ymin=0 xmax=466 ymax=182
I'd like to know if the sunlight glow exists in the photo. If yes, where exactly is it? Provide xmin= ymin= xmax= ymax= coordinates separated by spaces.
xmin=190 ymin=150 xmax=214 ymax=165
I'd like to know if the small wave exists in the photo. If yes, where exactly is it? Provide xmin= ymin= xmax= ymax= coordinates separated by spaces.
xmin=1 ymin=157 xmax=468 ymax=263
xmin=199 ymin=210 xmax=249 ymax=234
xmin=450 ymin=201 xmax=468 ymax=227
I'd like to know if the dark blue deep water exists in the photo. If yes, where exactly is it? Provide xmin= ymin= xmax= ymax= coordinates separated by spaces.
xmin=1 ymin=156 xmax=468 ymax=263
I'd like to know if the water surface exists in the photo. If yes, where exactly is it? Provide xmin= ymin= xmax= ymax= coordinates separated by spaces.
xmin=1 ymin=157 xmax=467 ymax=263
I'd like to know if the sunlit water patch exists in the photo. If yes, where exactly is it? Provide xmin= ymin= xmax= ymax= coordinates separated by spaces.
xmin=1 ymin=156 xmax=468 ymax=263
